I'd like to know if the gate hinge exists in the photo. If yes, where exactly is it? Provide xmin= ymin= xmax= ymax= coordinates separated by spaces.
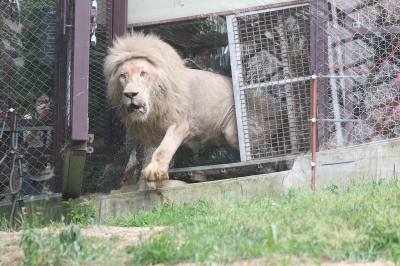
xmin=87 ymin=134 xmax=94 ymax=154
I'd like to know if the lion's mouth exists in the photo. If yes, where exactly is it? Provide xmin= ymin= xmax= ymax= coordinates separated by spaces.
xmin=127 ymin=103 xmax=147 ymax=114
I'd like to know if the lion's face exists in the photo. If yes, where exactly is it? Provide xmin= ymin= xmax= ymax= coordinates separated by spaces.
xmin=119 ymin=58 xmax=155 ymax=121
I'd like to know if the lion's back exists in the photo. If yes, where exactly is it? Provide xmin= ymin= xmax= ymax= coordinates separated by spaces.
xmin=185 ymin=69 xmax=237 ymax=148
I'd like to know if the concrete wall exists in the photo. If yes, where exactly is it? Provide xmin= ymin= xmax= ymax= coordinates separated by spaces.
xmin=285 ymin=139 xmax=400 ymax=189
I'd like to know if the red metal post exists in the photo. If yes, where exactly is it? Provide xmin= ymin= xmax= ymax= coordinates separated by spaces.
xmin=311 ymin=71 xmax=317 ymax=189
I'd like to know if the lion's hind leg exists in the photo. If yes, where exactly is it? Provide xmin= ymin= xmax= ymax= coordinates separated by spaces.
xmin=222 ymin=116 xmax=239 ymax=151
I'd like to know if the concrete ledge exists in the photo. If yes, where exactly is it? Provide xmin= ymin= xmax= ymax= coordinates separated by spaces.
xmin=96 ymin=171 xmax=288 ymax=222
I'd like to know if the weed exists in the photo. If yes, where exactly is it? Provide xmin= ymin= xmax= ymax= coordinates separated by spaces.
xmin=19 ymin=225 xmax=117 ymax=265
xmin=20 ymin=229 xmax=44 ymax=265
xmin=0 ymin=215 xmax=12 ymax=231
xmin=62 ymin=198 xmax=99 ymax=225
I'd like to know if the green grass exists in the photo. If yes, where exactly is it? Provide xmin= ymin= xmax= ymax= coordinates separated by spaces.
xmin=105 ymin=179 xmax=400 ymax=265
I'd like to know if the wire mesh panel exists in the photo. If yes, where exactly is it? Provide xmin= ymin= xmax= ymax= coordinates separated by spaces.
xmin=227 ymin=4 xmax=311 ymax=162
xmin=310 ymin=0 xmax=400 ymax=151
xmin=87 ymin=0 xmax=111 ymax=163
xmin=0 ymin=0 xmax=59 ymax=200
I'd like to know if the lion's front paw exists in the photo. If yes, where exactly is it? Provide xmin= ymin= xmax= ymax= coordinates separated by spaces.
xmin=142 ymin=162 xmax=169 ymax=182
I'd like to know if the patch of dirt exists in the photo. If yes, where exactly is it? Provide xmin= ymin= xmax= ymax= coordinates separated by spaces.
xmin=0 ymin=231 xmax=24 ymax=266
xmin=0 ymin=226 xmax=165 ymax=266
xmin=171 ymin=259 xmax=394 ymax=266
xmin=78 ymin=225 xmax=165 ymax=248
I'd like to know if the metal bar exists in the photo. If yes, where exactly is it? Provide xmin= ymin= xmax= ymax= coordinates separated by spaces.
xmin=9 ymin=111 xmax=18 ymax=226
xmin=321 ymin=119 xmax=363 ymax=123
xmin=277 ymin=15 xmax=299 ymax=154
xmin=331 ymin=1 xmax=348 ymax=147
xmin=320 ymin=159 xmax=355 ymax=166
xmin=0 ymin=193 xmax=62 ymax=207
xmin=232 ymin=2 xmax=310 ymax=17
xmin=104 ymin=0 xmax=114 ymax=153
xmin=168 ymin=154 xmax=301 ymax=174
xmin=3 ymin=126 xmax=53 ymax=131
xmin=63 ymin=0 xmax=66 ymax=34
xmin=112 ymin=0 xmax=128 ymax=38
xmin=243 ymin=76 xmax=309 ymax=90
xmin=311 ymin=71 xmax=317 ymax=189
xmin=319 ymin=76 xmax=361 ymax=78
xmin=109 ymin=0 xmax=128 ymax=163
xmin=52 ymin=0 xmax=69 ymax=193
xmin=16 ymin=119 xmax=53 ymax=126
xmin=227 ymin=15 xmax=250 ymax=162
xmin=70 ymin=0 xmax=90 ymax=141
xmin=106 ymin=0 xmax=113 ymax=47
xmin=328 ymin=36 xmax=344 ymax=146
xmin=328 ymin=26 xmax=400 ymax=37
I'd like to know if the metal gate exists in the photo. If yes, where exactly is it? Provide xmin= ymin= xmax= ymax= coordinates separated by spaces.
xmin=53 ymin=0 xmax=128 ymax=198
xmin=310 ymin=0 xmax=400 ymax=151
xmin=0 ymin=0 xmax=126 ymax=206
xmin=125 ymin=3 xmax=311 ymax=183
xmin=227 ymin=3 xmax=311 ymax=162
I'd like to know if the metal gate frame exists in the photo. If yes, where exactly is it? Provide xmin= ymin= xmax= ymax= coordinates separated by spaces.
xmin=169 ymin=3 xmax=311 ymax=179
xmin=226 ymin=3 xmax=311 ymax=163
xmin=59 ymin=0 xmax=127 ymax=198
xmin=54 ymin=0 xmax=91 ymax=198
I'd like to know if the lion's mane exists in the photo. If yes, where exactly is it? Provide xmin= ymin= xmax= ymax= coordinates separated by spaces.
xmin=104 ymin=33 xmax=191 ymax=137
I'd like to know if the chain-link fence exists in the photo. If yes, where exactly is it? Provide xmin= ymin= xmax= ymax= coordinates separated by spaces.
xmin=3 ymin=0 xmax=397 ymax=198
xmin=310 ymin=0 xmax=400 ymax=151
xmin=0 ymin=0 xmax=58 ymax=200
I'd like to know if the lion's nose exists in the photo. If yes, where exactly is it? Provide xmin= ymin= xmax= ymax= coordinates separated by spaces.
xmin=124 ymin=92 xmax=139 ymax=99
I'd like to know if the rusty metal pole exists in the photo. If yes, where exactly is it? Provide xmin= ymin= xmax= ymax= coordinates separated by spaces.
xmin=9 ymin=109 xmax=18 ymax=226
xmin=311 ymin=71 xmax=317 ymax=189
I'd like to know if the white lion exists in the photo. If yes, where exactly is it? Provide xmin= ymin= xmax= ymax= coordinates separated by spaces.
xmin=104 ymin=33 xmax=238 ymax=190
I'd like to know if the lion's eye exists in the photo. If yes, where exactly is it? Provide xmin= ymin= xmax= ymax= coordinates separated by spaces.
xmin=140 ymin=71 xmax=146 ymax=77
xmin=120 ymin=74 xmax=126 ymax=80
